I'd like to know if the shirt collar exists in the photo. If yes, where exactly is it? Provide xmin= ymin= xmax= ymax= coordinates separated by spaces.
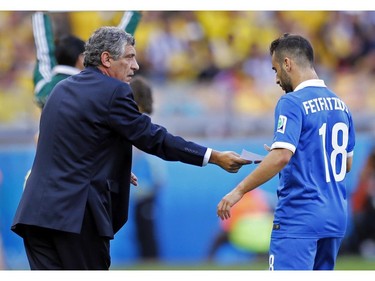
xmin=52 ymin=65 xmax=81 ymax=76
xmin=294 ymin=79 xmax=326 ymax=92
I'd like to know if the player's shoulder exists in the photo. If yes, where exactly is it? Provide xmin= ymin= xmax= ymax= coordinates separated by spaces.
xmin=278 ymin=91 xmax=301 ymax=107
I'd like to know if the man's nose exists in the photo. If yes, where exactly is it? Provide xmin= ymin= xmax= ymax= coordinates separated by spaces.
xmin=132 ymin=60 xmax=139 ymax=71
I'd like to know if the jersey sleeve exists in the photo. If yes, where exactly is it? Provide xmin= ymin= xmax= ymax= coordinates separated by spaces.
xmin=32 ymin=12 xmax=57 ymax=108
xmin=118 ymin=11 xmax=142 ymax=36
xmin=347 ymin=111 xmax=356 ymax=157
xmin=271 ymin=96 xmax=303 ymax=153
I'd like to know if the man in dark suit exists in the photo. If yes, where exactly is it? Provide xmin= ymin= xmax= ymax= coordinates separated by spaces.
xmin=11 ymin=26 xmax=250 ymax=270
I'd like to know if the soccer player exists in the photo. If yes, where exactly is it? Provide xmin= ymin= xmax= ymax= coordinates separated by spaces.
xmin=217 ymin=33 xmax=356 ymax=270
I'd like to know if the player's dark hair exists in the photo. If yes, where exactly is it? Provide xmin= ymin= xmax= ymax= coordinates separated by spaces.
xmin=130 ymin=76 xmax=153 ymax=115
xmin=270 ymin=33 xmax=314 ymax=67
xmin=55 ymin=35 xmax=85 ymax=67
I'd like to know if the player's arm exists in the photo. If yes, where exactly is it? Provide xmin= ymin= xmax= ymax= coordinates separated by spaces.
xmin=237 ymin=148 xmax=292 ymax=193
xmin=32 ymin=12 xmax=57 ymax=108
xmin=346 ymin=116 xmax=355 ymax=173
xmin=217 ymin=148 xmax=292 ymax=220
xmin=118 ymin=11 xmax=142 ymax=36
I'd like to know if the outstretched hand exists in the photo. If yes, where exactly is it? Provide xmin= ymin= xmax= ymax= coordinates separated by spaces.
xmin=209 ymin=150 xmax=252 ymax=173
xmin=217 ymin=189 xmax=244 ymax=220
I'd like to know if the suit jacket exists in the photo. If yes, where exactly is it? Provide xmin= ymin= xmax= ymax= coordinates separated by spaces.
xmin=12 ymin=66 xmax=207 ymax=239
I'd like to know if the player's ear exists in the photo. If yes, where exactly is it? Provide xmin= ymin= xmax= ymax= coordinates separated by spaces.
xmin=284 ymin=57 xmax=291 ymax=72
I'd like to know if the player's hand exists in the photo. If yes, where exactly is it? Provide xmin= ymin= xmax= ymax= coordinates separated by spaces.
xmin=217 ymin=189 xmax=243 ymax=220
xmin=209 ymin=150 xmax=252 ymax=173
xmin=130 ymin=172 xmax=138 ymax=186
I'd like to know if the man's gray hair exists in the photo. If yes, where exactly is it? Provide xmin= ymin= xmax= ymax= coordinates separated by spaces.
xmin=83 ymin=26 xmax=135 ymax=67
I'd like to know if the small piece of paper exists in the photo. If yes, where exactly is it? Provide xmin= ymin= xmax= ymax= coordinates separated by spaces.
xmin=240 ymin=149 xmax=264 ymax=164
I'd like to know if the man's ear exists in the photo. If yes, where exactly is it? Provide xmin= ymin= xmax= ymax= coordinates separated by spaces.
xmin=284 ymin=57 xmax=291 ymax=72
xmin=101 ymin=52 xmax=111 ymax=68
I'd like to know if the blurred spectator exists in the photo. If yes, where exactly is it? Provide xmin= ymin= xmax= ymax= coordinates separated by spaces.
xmin=145 ymin=12 xmax=192 ymax=82
xmin=68 ymin=11 xmax=142 ymax=42
xmin=0 ymin=12 xmax=35 ymax=127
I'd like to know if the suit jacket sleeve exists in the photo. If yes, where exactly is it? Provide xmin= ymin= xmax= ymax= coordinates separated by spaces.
xmin=108 ymin=83 xmax=208 ymax=166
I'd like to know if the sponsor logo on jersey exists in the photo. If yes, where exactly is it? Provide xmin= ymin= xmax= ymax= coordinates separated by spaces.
xmin=277 ymin=115 xmax=287 ymax=134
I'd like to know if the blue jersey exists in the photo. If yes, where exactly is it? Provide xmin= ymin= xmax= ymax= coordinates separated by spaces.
xmin=270 ymin=79 xmax=355 ymax=239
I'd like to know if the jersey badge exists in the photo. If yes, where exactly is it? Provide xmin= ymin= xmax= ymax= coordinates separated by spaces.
xmin=277 ymin=115 xmax=287 ymax=134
